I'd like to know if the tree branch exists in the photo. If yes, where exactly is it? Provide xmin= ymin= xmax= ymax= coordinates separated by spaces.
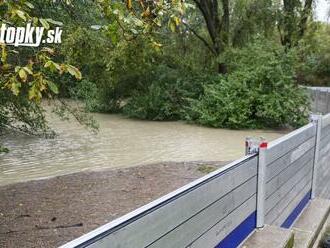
xmin=298 ymin=0 xmax=313 ymax=40
xmin=183 ymin=22 xmax=217 ymax=55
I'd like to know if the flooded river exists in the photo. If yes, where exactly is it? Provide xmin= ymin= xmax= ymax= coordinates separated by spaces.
xmin=0 ymin=114 xmax=286 ymax=186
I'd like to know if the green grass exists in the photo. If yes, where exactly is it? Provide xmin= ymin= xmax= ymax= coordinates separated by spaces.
xmin=197 ymin=165 xmax=217 ymax=174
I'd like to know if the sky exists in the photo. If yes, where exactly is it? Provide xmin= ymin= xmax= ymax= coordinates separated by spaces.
xmin=315 ymin=0 xmax=329 ymax=22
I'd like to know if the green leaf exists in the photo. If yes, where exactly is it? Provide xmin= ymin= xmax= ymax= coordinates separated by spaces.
xmin=46 ymin=19 xmax=63 ymax=26
xmin=47 ymin=81 xmax=59 ymax=94
xmin=24 ymin=2 xmax=35 ymax=9
xmin=67 ymin=65 xmax=82 ymax=80
xmin=15 ymin=10 xmax=26 ymax=21
xmin=169 ymin=20 xmax=176 ymax=32
xmin=39 ymin=18 xmax=50 ymax=29
xmin=23 ymin=67 xmax=33 ymax=75
xmin=11 ymin=81 xmax=21 ymax=96
xmin=44 ymin=61 xmax=61 ymax=71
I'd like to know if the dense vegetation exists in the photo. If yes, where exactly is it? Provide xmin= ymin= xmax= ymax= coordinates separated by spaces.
xmin=1 ymin=0 xmax=330 ymax=149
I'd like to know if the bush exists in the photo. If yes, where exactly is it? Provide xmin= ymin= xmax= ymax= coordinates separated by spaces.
xmin=60 ymin=26 xmax=119 ymax=112
xmin=186 ymin=40 xmax=310 ymax=129
xmin=123 ymin=66 xmax=215 ymax=120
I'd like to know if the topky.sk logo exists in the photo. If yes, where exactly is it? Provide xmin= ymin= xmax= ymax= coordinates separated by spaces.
xmin=0 ymin=23 xmax=62 ymax=47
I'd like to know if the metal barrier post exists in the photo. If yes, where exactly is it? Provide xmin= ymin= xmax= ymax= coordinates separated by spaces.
xmin=311 ymin=114 xmax=322 ymax=199
xmin=246 ymin=137 xmax=267 ymax=228
xmin=257 ymin=141 xmax=268 ymax=228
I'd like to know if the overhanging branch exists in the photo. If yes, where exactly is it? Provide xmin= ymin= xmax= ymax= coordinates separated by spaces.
xmin=183 ymin=22 xmax=217 ymax=55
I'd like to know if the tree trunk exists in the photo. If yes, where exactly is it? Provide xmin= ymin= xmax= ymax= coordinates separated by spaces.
xmin=193 ymin=0 xmax=229 ymax=74
xmin=282 ymin=0 xmax=296 ymax=48
xmin=298 ymin=0 xmax=313 ymax=40
xmin=282 ymin=0 xmax=314 ymax=48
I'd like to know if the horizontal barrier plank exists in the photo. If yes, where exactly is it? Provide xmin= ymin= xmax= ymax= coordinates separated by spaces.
xmin=188 ymin=195 xmax=257 ymax=248
xmin=147 ymin=177 xmax=257 ymax=248
xmin=322 ymin=113 xmax=330 ymax=129
xmin=62 ymin=156 xmax=258 ymax=248
xmin=318 ymin=150 xmax=330 ymax=186
xmin=265 ymin=124 xmax=316 ymax=165
xmin=319 ymin=146 xmax=330 ymax=166
xmin=316 ymin=156 xmax=330 ymax=191
xmin=319 ymin=182 xmax=330 ymax=199
xmin=266 ymin=138 xmax=315 ymax=182
xmin=265 ymin=161 xmax=313 ymax=214
xmin=270 ymin=178 xmax=312 ymax=227
xmin=272 ymin=181 xmax=312 ymax=226
xmin=320 ymin=131 xmax=330 ymax=150
xmin=265 ymin=168 xmax=312 ymax=225
xmin=266 ymin=151 xmax=314 ymax=198
xmin=319 ymin=145 xmax=330 ymax=165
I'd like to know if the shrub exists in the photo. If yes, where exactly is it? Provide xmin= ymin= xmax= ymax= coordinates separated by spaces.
xmin=187 ymin=40 xmax=310 ymax=129
xmin=60 ymin=26 xmax=119 ymax=112
xmin=123 ymin=66 xmax=216 ymax=120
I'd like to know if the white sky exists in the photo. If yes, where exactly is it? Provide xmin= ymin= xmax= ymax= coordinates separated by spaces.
xmin=315 ymin=0 xmax=329 ymax=22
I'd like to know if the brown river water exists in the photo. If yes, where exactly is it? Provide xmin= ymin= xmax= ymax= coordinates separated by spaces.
xmin=0 ymin=114 xmax=286 ymax=186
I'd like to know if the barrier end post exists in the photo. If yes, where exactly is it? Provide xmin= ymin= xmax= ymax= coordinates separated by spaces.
xmin=256 ymin=140 xmax=268 ymax=228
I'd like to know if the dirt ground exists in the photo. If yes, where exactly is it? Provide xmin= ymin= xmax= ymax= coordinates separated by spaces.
xmin=0 ymin=161 xmax=228 ymax=248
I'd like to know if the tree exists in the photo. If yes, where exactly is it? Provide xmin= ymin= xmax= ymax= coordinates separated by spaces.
xmin=0 ymin=0 xmax=86 ymax=144
xmin=183 ymin=0 xmax=277 ymax=73
xmin=191 ymin=0 xmax=229 ymax=73
xmin=280 ymin=0 xmax=314 ymax=48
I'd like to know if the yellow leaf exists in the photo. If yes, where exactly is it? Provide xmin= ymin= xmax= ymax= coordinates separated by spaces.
xmin=16 ymin=10 xmax=26 ymax=21
xmin=1 ymin=45 xmax=7 ymax=63
xmin=67 ymin=65 xmax=82 ymax=80
xmin=127 ymin=0 xmax=132 ymax=9
xmin=174 ymin=17 xmax=180 ymax=26
xmin=25 ymin=2 xmax=35 ymax=9
xmin=23 ymin=67 xmax=33 ymax=75
xmin=39 ymin=18 xmax=50 ymax=29
xmin=18 ymin=69 xmax=27 ymax=82
xmin=10 ymin=81 xmax=21 ymax=96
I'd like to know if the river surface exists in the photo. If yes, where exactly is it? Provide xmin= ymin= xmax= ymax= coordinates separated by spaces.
xmin=0 ymin=114 xmax=287 ymax=186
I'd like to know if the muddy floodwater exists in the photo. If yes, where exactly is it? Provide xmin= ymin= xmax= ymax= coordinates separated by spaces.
xmin=0 ymin=114 xmax=287 ymax=186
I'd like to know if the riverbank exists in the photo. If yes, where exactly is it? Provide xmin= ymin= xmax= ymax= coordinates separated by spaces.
xmin=0 ymin=161 xmax=228 ymax=248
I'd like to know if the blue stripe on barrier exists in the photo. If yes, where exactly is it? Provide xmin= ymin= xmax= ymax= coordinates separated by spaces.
xmin=215 ymin=211 xmax=256 ymax=248
xmin=281 ymin=190 xmax=311 ymax=229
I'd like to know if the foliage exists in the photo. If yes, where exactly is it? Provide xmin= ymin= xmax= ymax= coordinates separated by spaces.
xmin=123 ymin=66 xmax=211 ymax=120
xmin=123 ymin=39 xmax=310 ymax=129
xmin=62 ymin=27 xmax=162 ymax=112
xmin=186 ymin=41 xmax=310 ymax=129
xmin=60 ymin=26 xmax=114 ymax=111
xmin=0 ymin=146 xmax=9 ymax=153
xmin=98 ymin=0 xmax=188 ymax=42
xmin=0 ymin=0 xmax=92 ymax=138
xmin=1 ymin=0 xmax=326 ymax=137
xmin=296 ymin=22 xmax=330 ymax=86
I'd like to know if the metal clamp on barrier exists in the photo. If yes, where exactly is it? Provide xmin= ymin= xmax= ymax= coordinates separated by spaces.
xmin=245 ymin=137 xmax=266 ymax=155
